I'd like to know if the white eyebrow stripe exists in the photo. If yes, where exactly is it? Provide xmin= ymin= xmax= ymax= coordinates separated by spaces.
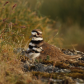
xmin=38 ymin=31 xmax=42 ymax=34
xmin=29 ymin=42 xmax=35 ymax=46
xmin=32 ymin=37 xmax=43 ymax=41
xmin=31 ymin=32 xmax=37 ymax=35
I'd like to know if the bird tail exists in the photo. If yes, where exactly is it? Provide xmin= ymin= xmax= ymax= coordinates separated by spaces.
xmin=63 ymin=54 xmax=82 ymax=62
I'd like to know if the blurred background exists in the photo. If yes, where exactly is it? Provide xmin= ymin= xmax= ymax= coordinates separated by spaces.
xmin=0 ymin=0 xmax=84 ymax=51
xmin=40 ymin=0 xmax=84 ymax=52
xmin=26 ymin=0 xmax=84 ymax=51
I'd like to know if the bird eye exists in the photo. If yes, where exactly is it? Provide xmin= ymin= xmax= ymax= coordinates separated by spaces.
xmin=37 ymin=33 xmax=39 ymax=35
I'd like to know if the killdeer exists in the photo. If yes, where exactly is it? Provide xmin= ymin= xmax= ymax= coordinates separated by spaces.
xmin=25 ymin=29 xmax=82 ymax=62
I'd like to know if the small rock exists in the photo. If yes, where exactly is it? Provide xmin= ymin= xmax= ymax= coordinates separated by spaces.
xmin=63 ymin=69 xmax=71 ymax=73
xmin=76 ymin=51 xmax=83 ymax=55
xmin=76 ymin=78 xmax=84 ymax=83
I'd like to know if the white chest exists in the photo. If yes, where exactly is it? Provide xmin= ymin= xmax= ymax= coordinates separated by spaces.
xmin=28 ymin=53 xmax=40 ymax=59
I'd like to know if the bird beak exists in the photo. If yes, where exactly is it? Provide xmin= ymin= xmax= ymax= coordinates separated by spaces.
xmin=29 ymin=35 xmax=33 ymax=38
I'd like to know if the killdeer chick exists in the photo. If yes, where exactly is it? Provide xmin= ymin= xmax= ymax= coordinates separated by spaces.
xmin=25 ymin=29 xmax=82 ymax=63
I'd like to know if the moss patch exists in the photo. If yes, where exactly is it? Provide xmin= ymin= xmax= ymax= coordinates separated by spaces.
xmin=68 ymin=73 xmax=84 ymax=79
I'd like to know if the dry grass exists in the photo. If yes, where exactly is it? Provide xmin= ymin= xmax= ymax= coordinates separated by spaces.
xmin=0 ymin=0 xmax=84 ymax=84
xmin=0 ymin=40 xmax=44 ymax=84
xmin=0 ymin=1 xmax=49 ymax=84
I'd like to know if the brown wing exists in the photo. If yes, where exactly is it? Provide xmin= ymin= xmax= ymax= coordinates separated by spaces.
xmin=39 ymin=42 xmax=81 ymax=62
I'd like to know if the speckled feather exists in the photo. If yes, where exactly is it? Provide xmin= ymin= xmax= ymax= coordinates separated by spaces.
xmin=39 ymin=42 xmax=81 ymax=62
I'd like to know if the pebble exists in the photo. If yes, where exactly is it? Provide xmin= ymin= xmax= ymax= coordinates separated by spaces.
xmin=75 ymin=78 xmax=84 ymax=84
xmin=61 ymin=49 xmax=84 ymax=61
xmin=14 ymin=48 xmax=84 ymax=84
xmin=23 ymin=62 xmax=71 ymax=73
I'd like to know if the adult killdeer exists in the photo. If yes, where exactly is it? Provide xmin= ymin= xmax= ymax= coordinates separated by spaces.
xmin=25 ymin=29 xmax=82 ymax=62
